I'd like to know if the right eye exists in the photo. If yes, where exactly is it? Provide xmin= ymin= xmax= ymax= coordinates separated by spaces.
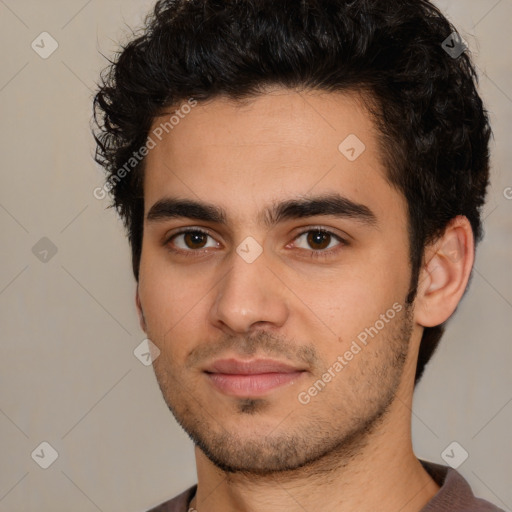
xmin=165 ymin=229 xmax=220 ymax=254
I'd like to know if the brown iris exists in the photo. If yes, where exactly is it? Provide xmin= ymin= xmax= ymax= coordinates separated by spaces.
xmin=183 ymin=231 xmax=208 ymax=249
xmin=306 ymin=230 xmax=331 ymax=250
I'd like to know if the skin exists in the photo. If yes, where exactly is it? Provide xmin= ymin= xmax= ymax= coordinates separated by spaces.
xmin=136 ymin=87 xmax=474 ymax=512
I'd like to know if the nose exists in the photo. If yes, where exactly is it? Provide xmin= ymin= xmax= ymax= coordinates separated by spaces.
xmin=209 ymin=245 xmax=289 ymax=334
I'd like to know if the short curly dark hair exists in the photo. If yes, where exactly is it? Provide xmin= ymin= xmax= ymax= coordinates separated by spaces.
xmin=93 ymin=0 xmax=491 ymax=385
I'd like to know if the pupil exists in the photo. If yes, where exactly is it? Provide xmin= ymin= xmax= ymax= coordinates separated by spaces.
xmin=185 ymin=232 xmax=207 ymax=248
xmin=307 ymin=231 xmax=330 ymax=250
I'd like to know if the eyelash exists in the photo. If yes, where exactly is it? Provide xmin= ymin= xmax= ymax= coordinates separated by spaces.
xmin=164 ymin=227 xmax=347 ymax=259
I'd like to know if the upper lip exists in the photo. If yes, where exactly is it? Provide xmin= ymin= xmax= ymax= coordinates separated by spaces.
xmin=204 ymin=358 xmax=305 ymax=375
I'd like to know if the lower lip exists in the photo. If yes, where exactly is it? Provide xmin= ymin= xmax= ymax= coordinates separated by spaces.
xmin=206 ymin=372 xmax=304 ymax=397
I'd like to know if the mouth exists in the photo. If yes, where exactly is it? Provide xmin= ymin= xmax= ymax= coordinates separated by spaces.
xmin=203 ymin=358 xmax=307 ymax=397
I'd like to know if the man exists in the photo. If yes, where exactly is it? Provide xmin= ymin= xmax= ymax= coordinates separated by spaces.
xmin=93 ymin=1 xmax=501 ymax=511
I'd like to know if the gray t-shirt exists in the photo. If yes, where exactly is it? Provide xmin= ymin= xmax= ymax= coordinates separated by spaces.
xmin=146 ymin=460 xmax=505 ymax=511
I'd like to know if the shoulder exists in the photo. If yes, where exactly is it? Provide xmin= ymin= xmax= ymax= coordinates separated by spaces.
xmin=420 ymin=460 xmax=505 ymax=512
xmin=145 ymin=485 xmax=197 ymax=512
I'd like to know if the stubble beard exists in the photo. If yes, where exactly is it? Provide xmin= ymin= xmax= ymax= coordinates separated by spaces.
xmin=152 ymin=301 xmax=414 ymax=478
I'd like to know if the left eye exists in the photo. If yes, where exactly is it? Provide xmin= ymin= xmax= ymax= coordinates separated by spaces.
xmin=293 ymin=230 xmax=343 ymax=251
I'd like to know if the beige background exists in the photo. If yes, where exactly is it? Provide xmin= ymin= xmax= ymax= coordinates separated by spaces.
xmin=0 ymin=1 xmax=511 ymax=510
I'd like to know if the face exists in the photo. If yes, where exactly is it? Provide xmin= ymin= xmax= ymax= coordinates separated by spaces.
xmin=138 ymin=88 xmax=418 ymax=474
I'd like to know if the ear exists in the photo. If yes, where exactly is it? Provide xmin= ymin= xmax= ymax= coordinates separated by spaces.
xmin=135 ymin=285 xmax=147 ymax=333
xmin=414 ymin=215 xmax=475 ymax=328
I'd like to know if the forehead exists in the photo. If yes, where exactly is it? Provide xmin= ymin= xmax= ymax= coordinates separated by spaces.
xmin=143 ymin=88 xmax=405 ymax=227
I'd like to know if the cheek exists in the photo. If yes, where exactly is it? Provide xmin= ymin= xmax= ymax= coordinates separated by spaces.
xmin=301 ymin=253 xmax=407 ymax=350
xmin=138 ymin=257 xmax=211 ymax=347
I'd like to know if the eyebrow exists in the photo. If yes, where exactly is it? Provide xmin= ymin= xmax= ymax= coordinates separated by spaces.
xmin=146 ymin=194 xmax=378 ymax=228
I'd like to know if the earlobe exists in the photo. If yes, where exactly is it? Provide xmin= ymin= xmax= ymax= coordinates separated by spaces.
xmin=414 ymin=216 xmax=474 ymax=328
xmin=135 ymin=286 xmax=147 ymax=333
